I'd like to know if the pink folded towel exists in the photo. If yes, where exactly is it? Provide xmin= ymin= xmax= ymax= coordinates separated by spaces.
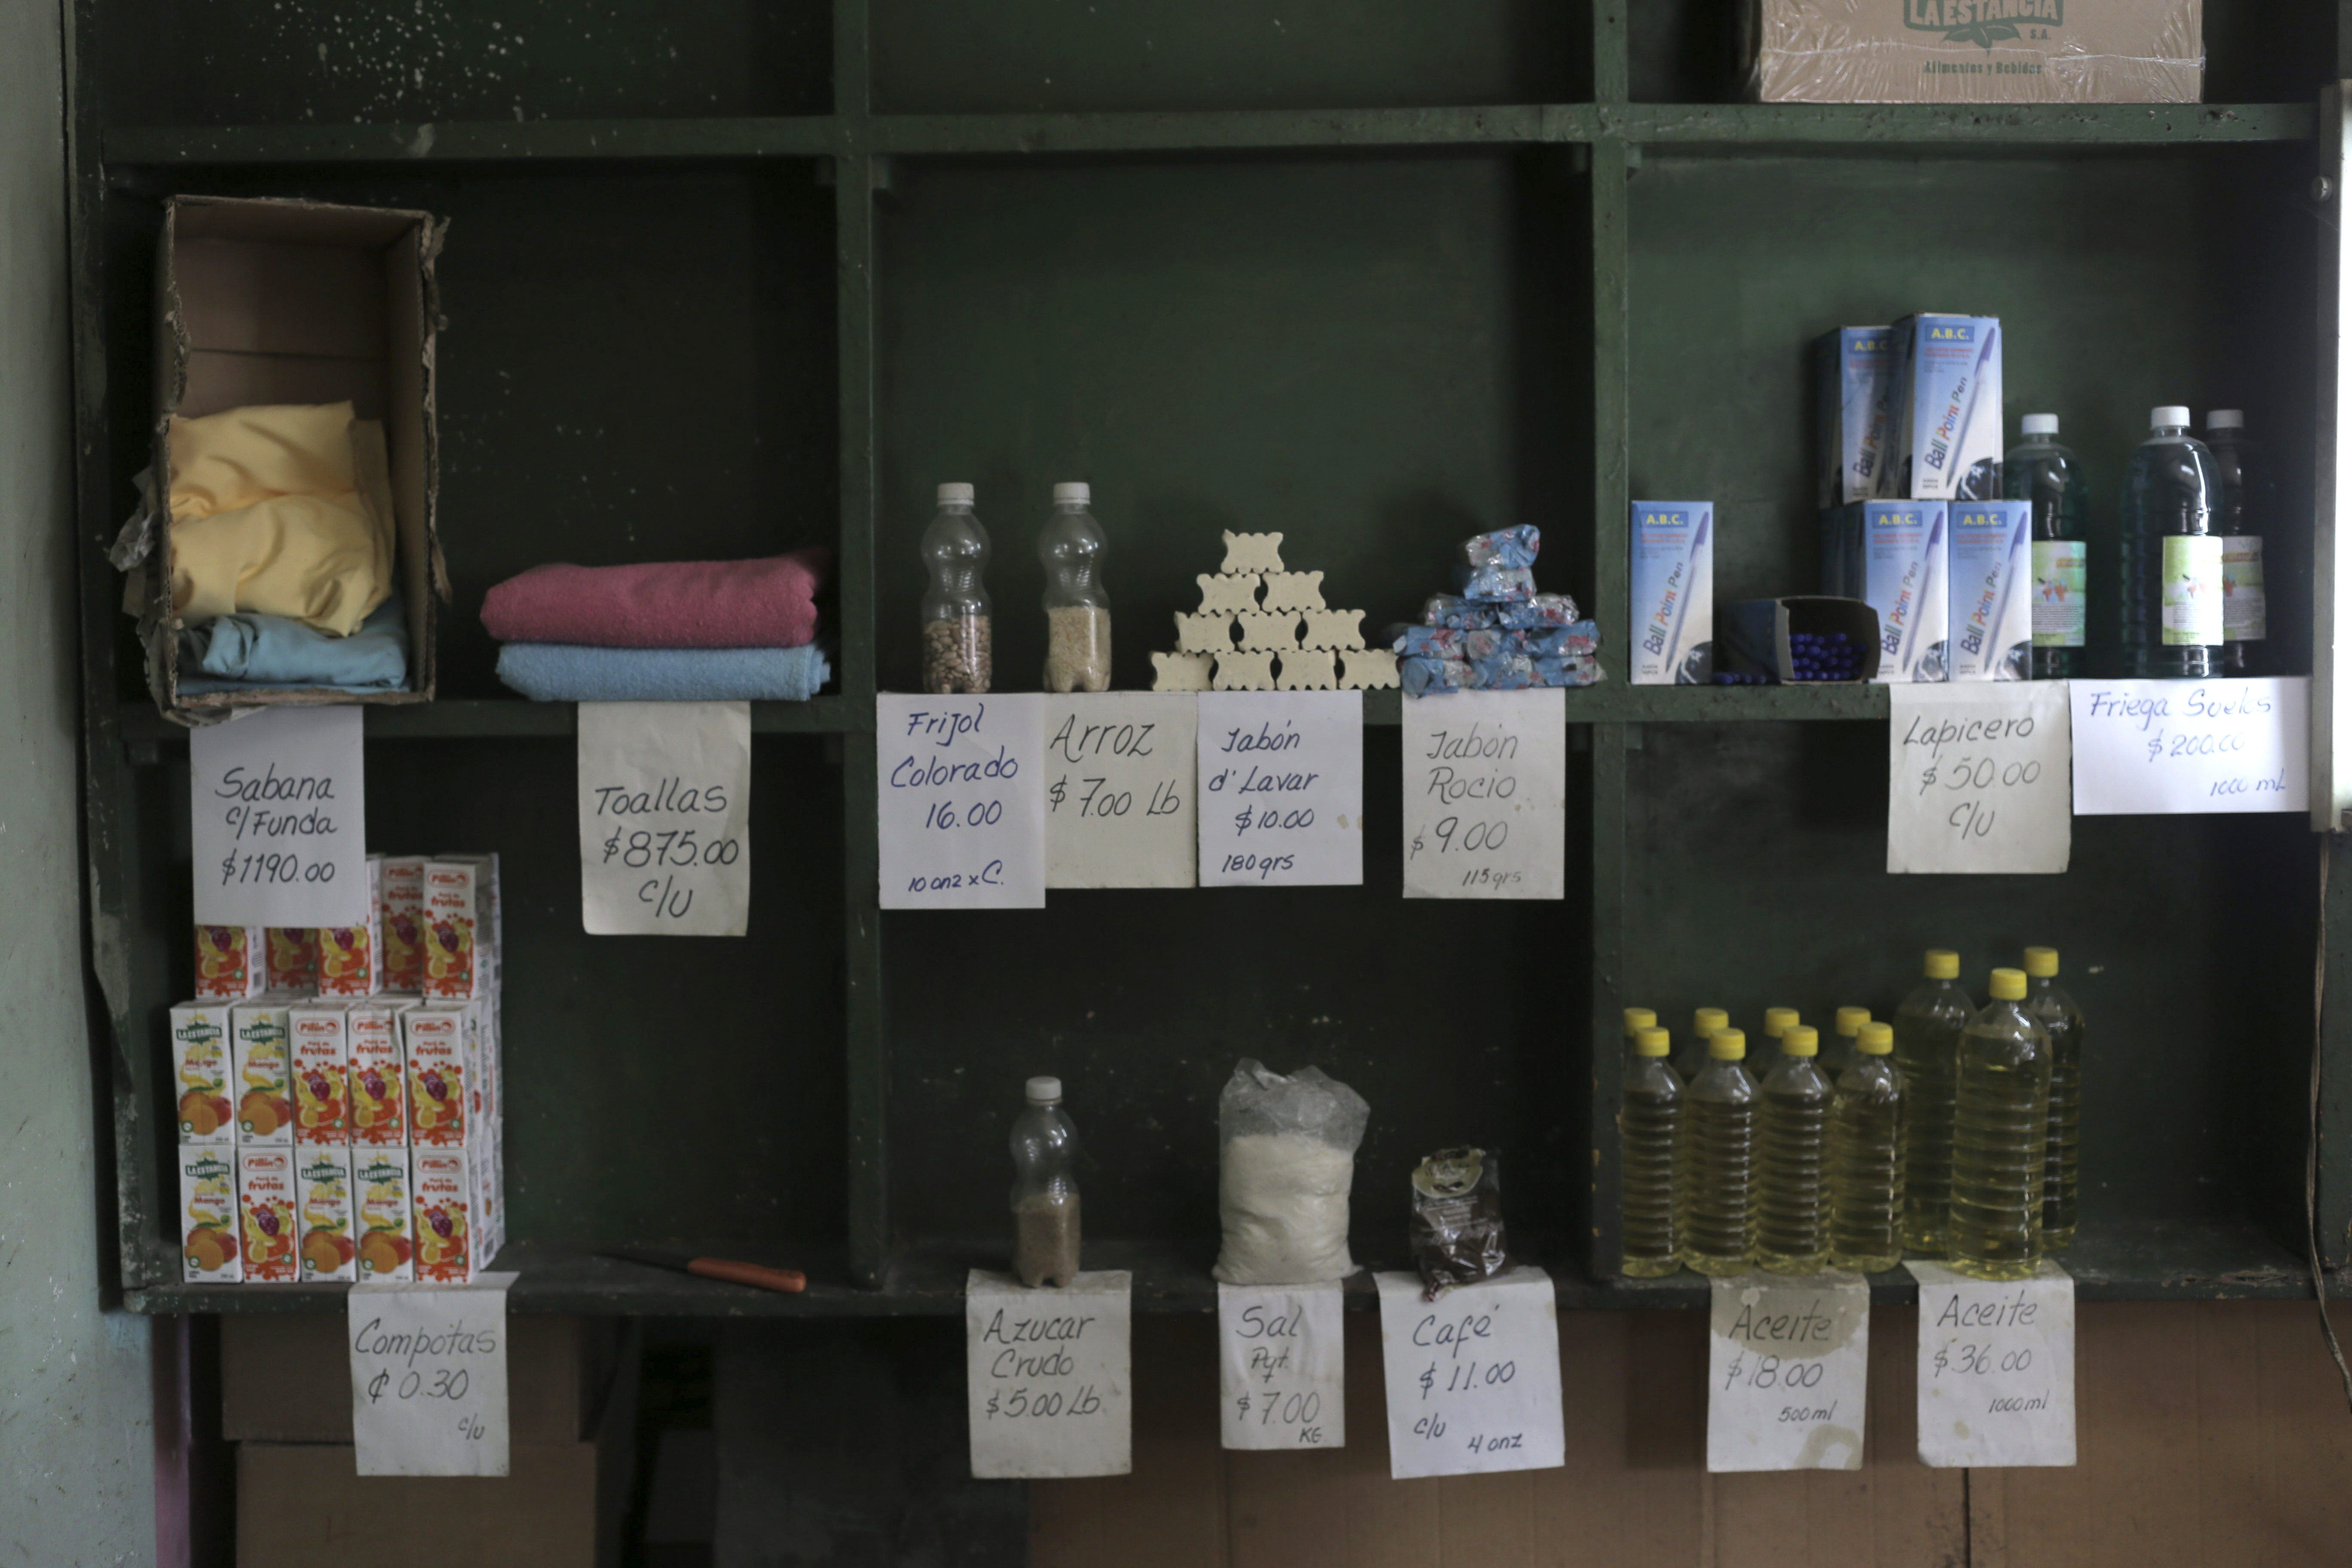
xmin=481 ymin=548 xmax=828 ymax=649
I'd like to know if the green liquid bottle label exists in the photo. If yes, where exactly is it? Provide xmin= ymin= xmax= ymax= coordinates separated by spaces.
xmin=2030 ymin=541 xmax=2085 ymax=648
xmin=2161 ymin=535 xmax=2223 ymax=646
xmin=2221 ymin=536 xmax=2267 ymax=642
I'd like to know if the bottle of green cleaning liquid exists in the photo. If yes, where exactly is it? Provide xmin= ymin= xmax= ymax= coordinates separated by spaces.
xmin=1821 ymin=1005 xmax=1871 ymax=1080
xmin=1752 ymin=1025 xmax=1833 ymax=1273
xmin=1677 ymin=1027 xmax=1758 ymax=1277
xmin=1947 ymin=968 xmax=2054 ymax=1280
xmin=1676 ymin=1007 xmax=1728 ymax=1083
xmin=1621 ymin=1026 xmax=1681 ymax=1278
xmin=1828 ymin=1021 xmax=1906 ymax=1273
xmin=2004 ymin=413 xmax=2088 ymax=680
xmin=2120 ymin=406 xmax=2224 ymax=679
xmin=2021 ymin=946 xmax=2084 ymax=1250
xmin=1896 ymin=948 xmax=1974 ymax=1254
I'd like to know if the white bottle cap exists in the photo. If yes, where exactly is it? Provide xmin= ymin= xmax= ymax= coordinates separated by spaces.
xmin=1025 ymin=1076 xmax=1063 ymax=1105
xmin=2021 ymin=413 xmax=2058 ymax=437
xmin=1052 ymin=482 xmax=1091 ymax=505
xmin=937 ymin=482 xmax=975 ymax=505
xmin=2207 ymin=408 xmax=2245 ymax=431
xmin=2151 ymin=406 xmax=2191 ymax=429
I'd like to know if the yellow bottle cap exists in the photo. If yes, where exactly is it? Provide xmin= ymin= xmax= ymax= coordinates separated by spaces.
xmin=1859 ymin=1021 xmax=1893 ymax=1054
xmin=1925 ymin=949 xmax=1960 ymax=979
xmin=1694 ymin=1007 xmax=1729 ymax=1037
xmin=1781 ymin=1025 xmax=1819 ymax=1057
xmin=1709 ymin=1028 xmax=1747 ymax=1061
xmin=1635 ymin=1027 xmax=1671 ymax=1058
xmin=1836 ymin=1005 xmax=1870 ymax=1037
xmin=1624 ymin=1006 xmax=1657 ymax=1034
xmin=2023 ymin=946 xmax=2058 ymax=978
xmin=1764 ymin=1007 xmax=1798 ymax=1038
xmin=1989 ymin=967 xmax=2027 ymax=1000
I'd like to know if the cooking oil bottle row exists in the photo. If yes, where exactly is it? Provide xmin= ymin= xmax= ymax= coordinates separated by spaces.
xmin=1618 ymin=946 xmax=2085 ymax=1283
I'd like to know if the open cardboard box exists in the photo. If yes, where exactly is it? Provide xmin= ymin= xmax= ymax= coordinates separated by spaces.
xmin=141 ymin=194 xmax=449 ymax=721
xmin=1716 ymin=594 xmax=1880 ymax=683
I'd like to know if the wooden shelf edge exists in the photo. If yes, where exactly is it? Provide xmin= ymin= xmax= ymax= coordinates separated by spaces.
xmin=114 ymin=696 xmax=849 ymax=753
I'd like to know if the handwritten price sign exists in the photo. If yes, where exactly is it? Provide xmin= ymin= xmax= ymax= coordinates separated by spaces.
xmin=880 ymin=696 xmax=1046 ymax=910
xmin=1198 ymin=691 xmax=1363 ymax=887
xmin=1375 ymin=1267 xmax=1564 ymax=1479
xmin=966 ymin=1270 xmax=1131 ymax=1479
xmin=1910 ymin=1260 xmax=2076 ymax=1467
xmin=2070 ymin=677 xmax=2308 ymax=815
xmin=348 ymin=1274 xmax=514 ymax=1476
xmin=1044 ymin=693 xmax=1197 ymax=888
xmin=189 ymin=706 xmax=368 ymax=926
xmin=577 ymin=701 xmax=751 ymax=935
xmin=1219 ymin=1282 xmax=1344 ymax=1451
xmin=1402 ymin=689 xmax=1566 ymax=899
xmin=1706 ymin=1272 xmax=1870 ymax=1472
xmin=1887 ymin=683 xmax=2070 ymax=875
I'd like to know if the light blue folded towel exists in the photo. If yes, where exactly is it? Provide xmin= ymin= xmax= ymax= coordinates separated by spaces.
xmin=496 ymin=642 xmax=832 ymax=702
xmin=177 ymin=597 xmax=410 ymax=695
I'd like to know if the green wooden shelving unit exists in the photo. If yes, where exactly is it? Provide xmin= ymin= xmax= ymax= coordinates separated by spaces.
xmin=71 ymin=0 xmax=2352 ymax=1317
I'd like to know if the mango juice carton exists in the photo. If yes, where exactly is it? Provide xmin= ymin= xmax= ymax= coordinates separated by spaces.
xmin=230 ymin=1001 xmax=294 ymax=1146
xmin=263 ymin=927 xmax=318 ymax=994
xmin=421 ymin=860 xmax=484 ymax=999
xmin=194 ymin=924 xmax=265 ymax=999
xmin=1815 ymin=326 xmax=1891 ymax=508
xmin=380 ymin=855 xmax=428 ymax=993
xmin=1949 ymin=500 xmax=2031 ymax=681
xmin=1631 ymin=502 xmax=1715 ymax=686
xmin=316 ymin=853 xmax=383 ymax=997
xmin=168 ymin=1002 xmax=236 ymax=1146
xmin=288 ymin=1003 xmax=349 ymax=1146
xmin=403 ymin=1008 xmax=467 ymax=1146
xmin=1839 ymin=499 xmax=1949 ymax=683
xmin=237 ymin=1146 xmax=300 ymax=1282
xmin=345 ymin=1001 xmax=406 ymax=1148
xmin=177 ymin=1145 xmax=243 ymax=1283
xmin=1879 ymin=314 xmax=2002 ymax=502
xmin=296 ymin=1147 xmax=357 ymax=1282
xmin=411 ymin=1146 xmax=478 ymax=1283
xmin=353 ymin=1148 xmax=415 ymax=1281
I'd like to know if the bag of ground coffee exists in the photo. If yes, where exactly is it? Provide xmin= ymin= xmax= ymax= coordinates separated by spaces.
xmin=1410 ymin=1147 xmax=1506 ymax=1299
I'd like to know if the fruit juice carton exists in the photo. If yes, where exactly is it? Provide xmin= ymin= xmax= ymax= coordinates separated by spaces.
xmin=194 ymin=924 xmax=265 ymax=999
xmin=403 ymin=1008 xmax=468 ymax=1147
xmin=1631 ymin=502 xmax=1715 ymax=686
xmin=436 ymin=851 xmax=503 ymax=960
xmin=288 ymin=1003 xmax=350 ymax=1146
xmin=295 ymin=1147 xmax=357 ymax=1282
xmin=410 ymin=1145 xmax=478 ymax=1284
xmin=1877 ymin=314 xmax=2002 ymax=502
xmin=168 ymin=1002 xmax=236 ymax=1146
xmin=263 ymin=927 xmax=318 ymax=993
xmin=237 ymin=1146 xmax=300 ymax=1283
xmin=177 ymin=1145 xmax=243 ymax=1283
xmin=421 ymin=860 xmax=484 ymax=1000
xmin=379 ymin=854 xmax=428 ymax=993
xmin=1839 ymin=499 xmax=1950 ymax=683
xmin=344 ymin=1001 xmax=407 ymax=1148
xmin=1815 ymin=326 xmax=1892 ymax=509
xmin=230 ymin=1001 xmax=295 ymax=1146
xmin=352 ymin=1148 xmax=415 ymax=1281
xmin=1949 ymin=499 xmax=2032 ymax=682
xmin=316 ymin=853 xmax=383 ymax=997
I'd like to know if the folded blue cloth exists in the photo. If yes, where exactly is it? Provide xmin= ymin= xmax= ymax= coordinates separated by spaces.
xmin=176 ymin=597 xmax=409 ymax=695
xmin=496 ymin=642 xmax=832 ymax=702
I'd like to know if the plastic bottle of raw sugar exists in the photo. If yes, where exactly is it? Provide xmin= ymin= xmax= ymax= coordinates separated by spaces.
xmin=921 ymin=484 xmax=992 ymax=694
xmin=1896 ymin=948 xmax=1974 ymax=1254
xmin=2205 ymin=410 xmax=2271 ymax=676
xmin=1011 ymin=1077 xmax=1081 ymax=1288
xmin=1675 ymin=1007 xmax=1728 ymax=1084
xmin=1040 ymin=483 xmax=1111 ymax=693
xmin=1947 ymin=970 xmax=2053 ymax=1280
xmin=1820 ymin=1004 xmax=1871 ymax=1080
xmin=1752 ymin=1025 xmax=1834 ymax=1273
xmin=2021 ymin=946 xmax=2085 ymax=1250
xmin=2004 ymin=413 xmax=2089 ymax=680
xmin=1828 ymin=1022 xmax=1906 ymax=1273
xmin=2119 ymin=407 xmax=2224 ymax=679
xmin=1621 ymin=1027 xmax=1681 ymax=1278
xmin=1676 ymin=1028 xmax=1758 ymax=1277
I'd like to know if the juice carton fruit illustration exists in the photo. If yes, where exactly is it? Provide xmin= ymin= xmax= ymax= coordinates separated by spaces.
xmin=264 ymin=927 xmax=318 ymax=993
xmin=403 ymin=1009 xmax=467 ymax=1146
xmin=380 ymin=856 xmax=427 ymax=993
xmin=177 ymin=1145 xmax=242 ymax=1282
xmin=411 ymin=1147 xmax=475 ymax=1283
xmin=288 ymin=1004 xmax=349 ymax=1145
xmin=296 ymin=1148 xmax=357 ymax=1282
xmin=230 ymin=1001 xmax=294 ymax=1146
xmin=194 ymin=924 xmax=264 ymax=999
xmin=353 ymin=1150 xmax=414 ymax=1281
xmin=237 ymin=1147 xmax=299 ymax=1282
xmin=316 ymin=854 xmax=383 ymax=997
xmin=169 ymin=1003 xmax=236 ymax=1146
xmin=346 ymin=1002 xmax=406 ymax=1147
xmin=422 ymin=860 xmax=482 ymax=999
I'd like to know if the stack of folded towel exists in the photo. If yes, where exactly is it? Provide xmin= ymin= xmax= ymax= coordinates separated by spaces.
xmin=483 ymin=549 xmax=833 ymax=702
xmin=1386 ymin=527 xmax=1606 ymax=696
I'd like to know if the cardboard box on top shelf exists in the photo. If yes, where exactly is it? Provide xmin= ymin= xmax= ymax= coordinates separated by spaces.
xmin=1743 ymin=0 xmax=2202 ymax=103
xmin=135 ymin=194 xmax=449 ymax=722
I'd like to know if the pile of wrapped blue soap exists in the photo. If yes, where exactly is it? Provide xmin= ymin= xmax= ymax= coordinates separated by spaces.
xmin=1713 ymin=629 xmax=1862 ymax=686
xmin=1387 ymin=526 xmax=1605 ymax=695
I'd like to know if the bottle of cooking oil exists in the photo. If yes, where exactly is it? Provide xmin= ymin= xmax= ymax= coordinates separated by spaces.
xmin=1621 ymin=1026 xmax=1681 ymax=1278
xmin=1752 ymin=1025 xmax=1833 ymax=1273
xmin=1676 ymin=1027 xmax=1758 ymax=1277
xmin=1623 ymin=1007 xmax=1657 ymax=1049
xmin=1947 ymin=968 xmax=2053 ymax=1280
xmin=2021 ymin=946 xmax=2083 ymax=1250
xmin=1821 ymin=1005 xmax=1871 ymax=1079
xmin=1763 ymin=1006 xmax=1799 ymax=1045
xmin=1828 ymin=1022 xmax=1906 ymax=1273
xmin=1896 ymin=949 xmax=1973 ymax=1254
xmin=1675 ymin=1006 xmax=1728 ymax=1083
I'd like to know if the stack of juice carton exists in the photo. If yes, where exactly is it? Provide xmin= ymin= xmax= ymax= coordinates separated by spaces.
xmin=175 ymin=854 xmax=503 ymax=1287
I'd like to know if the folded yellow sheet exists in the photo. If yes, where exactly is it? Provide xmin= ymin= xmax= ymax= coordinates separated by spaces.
xmin=167 ymin=402 xmax=395 ymax=637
